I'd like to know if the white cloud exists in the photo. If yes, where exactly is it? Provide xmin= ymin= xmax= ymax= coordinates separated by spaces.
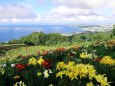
xmin=38 ymin=6 xmax=107 ymax=23
xmin=0 ymin=0 xmax=115 ymax=24
xmin=112 ymin=11 xmax=115 ymax=16
xmin=0 ymin=4 xmax=37 ymax=23
xmin=50 ymin=6 xmax=100 ymax=16
xmin=38 ymin=0 xmax=115 ymax=24
xmin=77 ymin=15 xmax=106 ymax=21
xmin=0 ymin=3 xmax=45 ymax=23
xmin=54 ymin=0 xmax=115 ymax=9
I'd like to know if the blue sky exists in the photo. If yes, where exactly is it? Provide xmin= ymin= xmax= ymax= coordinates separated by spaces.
xmin=0 ymin=0 xmax=115 ymax=24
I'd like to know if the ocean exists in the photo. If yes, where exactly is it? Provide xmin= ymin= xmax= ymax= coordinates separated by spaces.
xmin=0 ymin=25 xmax=84 ymax=42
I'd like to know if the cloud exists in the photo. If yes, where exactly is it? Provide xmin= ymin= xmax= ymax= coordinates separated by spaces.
xmin=112 ymin=11 xmax=115 ymax=16
xmin=37 ymin=0 xmax=115 ymax=24
xmin=50 ymin=6 xmax=100 ymax=17
xmin=38 ymin=6 xmax=107 ymax=24
xmin=54 ymin=0 xmax=115 ymax=9
xmin=0 ymin=3 xmax=37 ymax=22
xmin=0 ymin=0 xmax=115 ymax=24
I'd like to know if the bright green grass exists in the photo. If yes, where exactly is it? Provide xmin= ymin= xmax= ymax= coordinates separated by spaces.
xmin=0 ymin=45 xmax=70 ymax=62
xmin=0 ymin=41 xmax=98 ymax=64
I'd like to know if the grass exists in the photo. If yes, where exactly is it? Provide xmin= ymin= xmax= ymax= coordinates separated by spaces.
xmin=0 ymin=41 xmax=92 ymax=61
xmin=0 ymin=45 xmax=69 ymax=62
xmin=0 ymin=44 xmax=26 ymax=56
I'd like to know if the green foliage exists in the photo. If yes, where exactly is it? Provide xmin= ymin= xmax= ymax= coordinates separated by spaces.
xmin=20 ymin=32 xmax=47 ymax=45
xmin=8 ymin=30 xmax=114 ymax=46
xmin=45 ymin=33 xmax=69 ymax=45
xmin=9 ymin=32 xmax=70 ymax=46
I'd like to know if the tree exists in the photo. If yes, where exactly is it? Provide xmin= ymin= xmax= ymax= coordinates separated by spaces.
xmin=92 ymin=34 xmax=102 ymax=41
xmin=8 ymin=32 xmax=70 ymax=46
xmin=80 ymin=35 xmax=87 ymax=41
xmin=45 ymin=33 xmax=69 ymax=45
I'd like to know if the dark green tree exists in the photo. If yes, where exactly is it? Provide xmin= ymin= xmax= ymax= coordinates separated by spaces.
xmin=80 ymin=35 xmax=87 ymax=41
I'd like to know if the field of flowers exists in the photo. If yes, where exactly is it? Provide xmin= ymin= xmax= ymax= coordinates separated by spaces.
xmin=0 ymin=40 xmax=115 ymax=86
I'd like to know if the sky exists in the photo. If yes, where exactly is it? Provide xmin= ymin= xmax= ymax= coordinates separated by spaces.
xmin=0 ymin=0 xmax=115 ymax=24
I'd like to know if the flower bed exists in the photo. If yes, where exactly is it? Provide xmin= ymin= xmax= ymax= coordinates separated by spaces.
xmin=0 ymin=40 xmax=115 ymax=86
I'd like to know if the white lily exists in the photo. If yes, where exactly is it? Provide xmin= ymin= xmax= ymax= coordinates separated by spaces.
xmin=49 ymin=69 xmax=53 ymax=74
xmin=43 ymin=70 xmax=49 ymax=78
xmin=11 ymin=63 xmax=15 ymax=67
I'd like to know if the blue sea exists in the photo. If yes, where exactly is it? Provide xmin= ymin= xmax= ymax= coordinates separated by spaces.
xmin=0 ymin=25 xmax=84 ymax=42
